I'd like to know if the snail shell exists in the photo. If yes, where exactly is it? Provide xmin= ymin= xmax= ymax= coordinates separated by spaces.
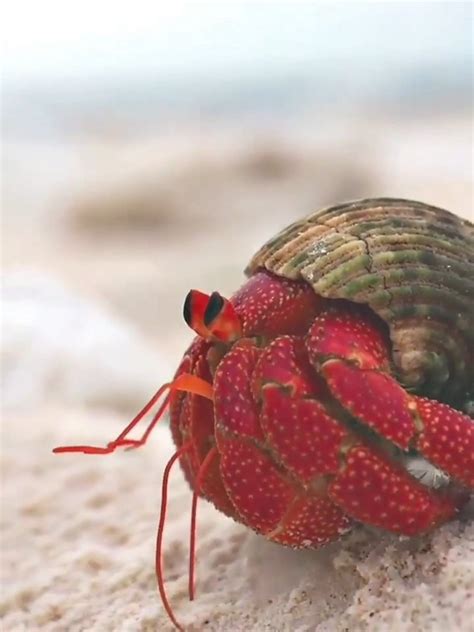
xmin=246 ymin=198 xmax=474 ymax=411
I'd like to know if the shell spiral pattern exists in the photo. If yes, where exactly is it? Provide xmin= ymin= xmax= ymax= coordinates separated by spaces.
xmin=246 ymin=198 xmax=474 ymax=411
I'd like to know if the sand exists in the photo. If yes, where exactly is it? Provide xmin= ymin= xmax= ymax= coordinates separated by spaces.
xmin=2 ymin=408 xmax=473 ymax=632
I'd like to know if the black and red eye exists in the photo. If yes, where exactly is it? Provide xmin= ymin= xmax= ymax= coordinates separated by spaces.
xmin=183 ymin=290 xmax=212 ymax=339
xmin=203 ymin=292 xmax=242 ymax=342
xmin=203 ymin=292 xmax=225 ymax=328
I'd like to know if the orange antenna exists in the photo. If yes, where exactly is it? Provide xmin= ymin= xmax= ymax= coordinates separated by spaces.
xmin=188 ymin=447 xmax=218 ymax=602
xmin=52 ymin=373 xmax=213 ymax=455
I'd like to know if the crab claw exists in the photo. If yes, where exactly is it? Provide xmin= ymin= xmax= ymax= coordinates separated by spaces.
xmin=307 ymin=304 xmax=474 ymax=489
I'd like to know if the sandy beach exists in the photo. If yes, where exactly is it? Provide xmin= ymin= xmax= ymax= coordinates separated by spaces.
xmin=2 ymin=408 xmax=473 ymax=631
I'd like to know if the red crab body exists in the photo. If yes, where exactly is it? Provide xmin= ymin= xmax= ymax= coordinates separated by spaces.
xmin=53 ymin=199 xmax=473 ymax=630
xmin=171 ymin=271 xmax=473 ymax=549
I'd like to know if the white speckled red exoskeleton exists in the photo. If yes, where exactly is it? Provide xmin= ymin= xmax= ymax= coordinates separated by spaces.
xmin=55 ymin=199 xmax=474 ymax=630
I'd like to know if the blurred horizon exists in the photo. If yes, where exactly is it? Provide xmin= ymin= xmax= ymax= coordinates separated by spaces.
xmin=3 ymin=2 xmax=472 ymax=138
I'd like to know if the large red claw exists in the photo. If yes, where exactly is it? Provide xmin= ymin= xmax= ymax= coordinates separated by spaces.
xmin=321 ymin=360 xmax=416 ymax=449
xmin=306 ymin=307 xmax=474 ymax=488
xmin=329 ymin=445 xmax=457 ymax=535
xmin=306 ymin=305 xmax=416 ymax=448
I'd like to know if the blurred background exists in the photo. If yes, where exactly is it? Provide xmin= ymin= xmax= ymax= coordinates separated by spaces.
xmin=2 ymin=1 xmax=473 ymax=415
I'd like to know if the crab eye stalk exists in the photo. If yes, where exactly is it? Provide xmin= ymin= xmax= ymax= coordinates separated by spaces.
xmin=203 ymin=291 xmax=242 ymax=342
xmin=183 ymin=289 xmax=242 ymax=343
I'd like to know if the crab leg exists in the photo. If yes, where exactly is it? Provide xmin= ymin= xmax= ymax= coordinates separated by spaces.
xmin=172 ymin=344 xmax=237 ymax=520
xmin=214 ymin=338 xmax=352 ymax=547
xmin=255 ymin=336 xmax=457 ymax=536
xmin=54 ymin=337 xmax=215 ymax=457
xmin=306 ymin=305 xmax=474 ymax=488
xmin=52 ymin=372 xmax=212 ymax=455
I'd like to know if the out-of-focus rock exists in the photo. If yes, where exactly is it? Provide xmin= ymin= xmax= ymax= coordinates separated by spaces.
xmin=1 ymin=271 xmax=171 ymax=413
xmin=67 ymin=136 xmax=372 ymax=238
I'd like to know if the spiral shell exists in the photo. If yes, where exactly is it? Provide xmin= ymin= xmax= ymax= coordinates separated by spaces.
xmin=246 ymin=198 xmax=474 ymax=410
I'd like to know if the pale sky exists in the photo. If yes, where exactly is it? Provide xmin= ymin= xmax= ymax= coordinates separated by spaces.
xmin=3 ymin=1 xmax=472 ymax=85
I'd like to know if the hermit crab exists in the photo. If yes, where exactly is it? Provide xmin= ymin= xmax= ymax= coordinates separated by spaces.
xmin=55 ymin=198 xmax=473 ymax=630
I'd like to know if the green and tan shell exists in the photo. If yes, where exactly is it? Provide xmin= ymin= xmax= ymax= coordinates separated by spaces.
xmin=246 ymin=198 xmax=474 ymax=411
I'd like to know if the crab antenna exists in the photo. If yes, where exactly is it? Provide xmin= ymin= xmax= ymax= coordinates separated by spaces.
xmin=52 ymin=373 xmax=213 ymax=455
xmin=188 ymin=447 xmax=218 ymax=602
xmin=183 ymin=290 xmax=213 ymax=339
xmin=203 ymin=291 xmax=242 ymax=342
xmin=156 ymin=440 xmax=193 ymax=631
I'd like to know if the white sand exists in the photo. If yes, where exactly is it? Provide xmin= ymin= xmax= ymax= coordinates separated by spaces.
xmin=2 ymin=408 xmax=473 ymax=632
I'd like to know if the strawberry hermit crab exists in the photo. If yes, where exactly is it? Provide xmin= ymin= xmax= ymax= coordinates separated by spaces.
xmin=55 ymin=198 xmax=473 ymax=629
